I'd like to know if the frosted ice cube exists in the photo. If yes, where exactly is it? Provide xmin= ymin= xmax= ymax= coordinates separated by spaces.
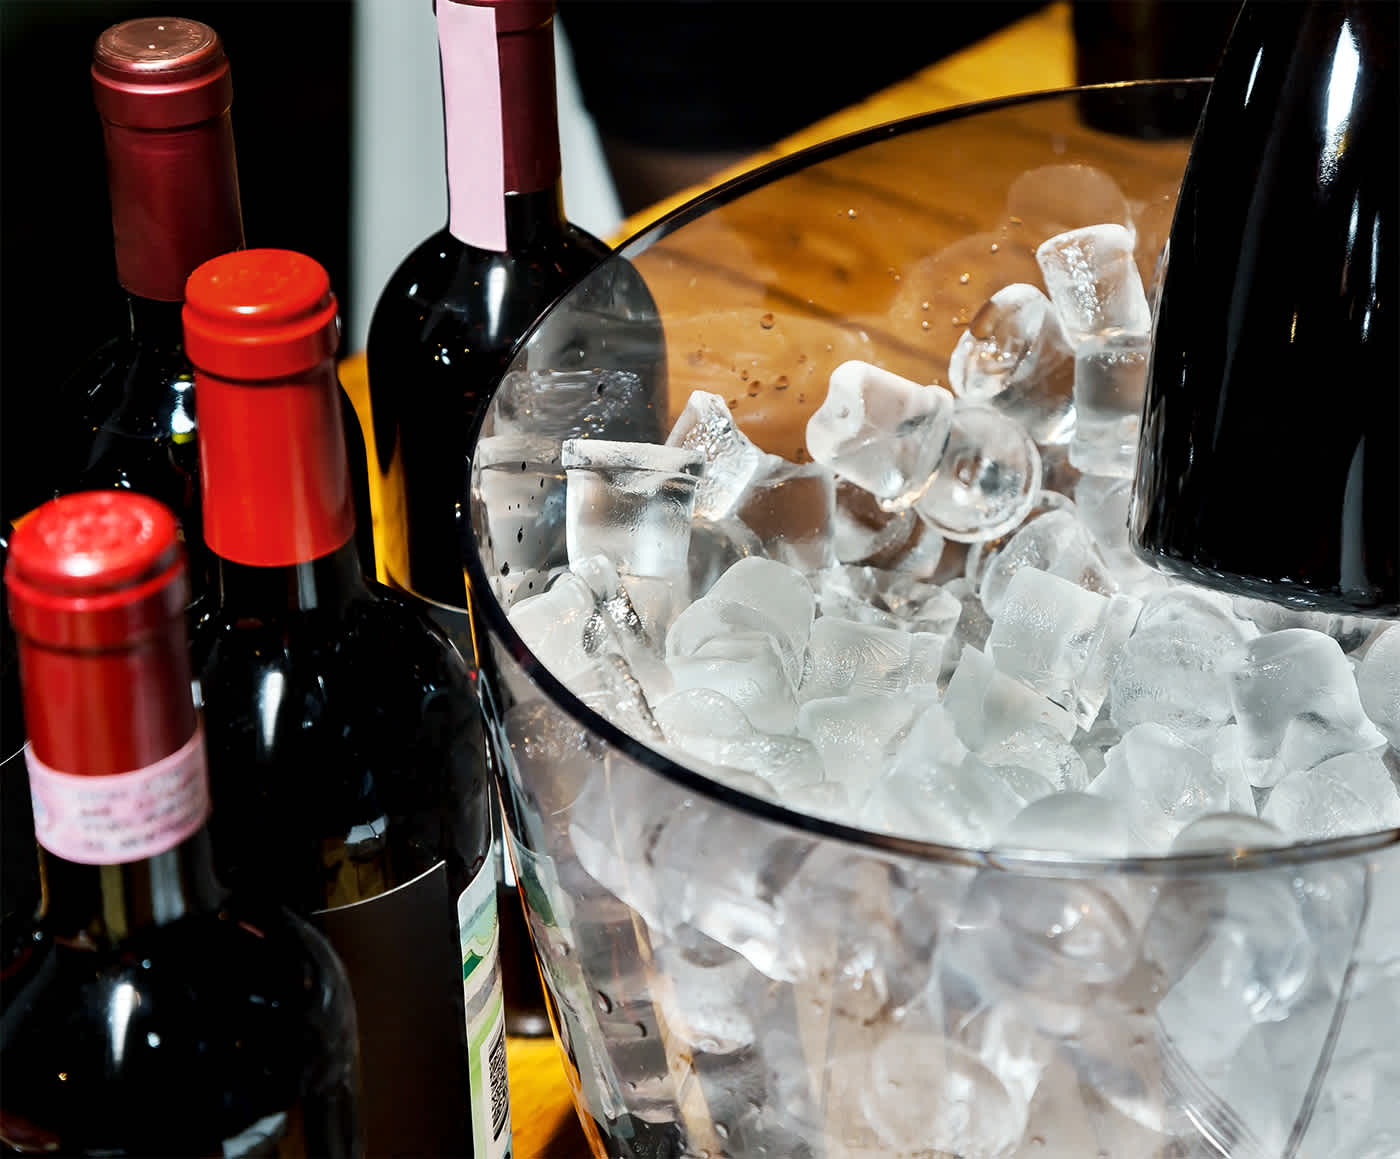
xmin=1108 ymin=587 xmax=1254 ymax=741
xmin=1034 ymin=223 xmax=1152 ymax=347
xmin=942 ymin=644 xmax=1077 ymax=747
xmin=984 ymin=567 xmax=1143 ymax=729
xmin=795 ymin=692 xmax=937 ymax=803
xmin=664 ymin=390 xmax=767 ymax=520
xmin=1069 ymin=331 xmax=1148 ymax=478
xmin=733 ymin=456 xmax=837 ymax=574
xmin=912 ymin=403 xmax=1042 ymax=544
xmin=799 ymin=617 xmax=917 ymax=702
xmin=563 ymin=438 xmax=704 ymax=581
xmin=1169 ymin=812 xmax=1287 ymax=854
xmin=947 ymin=282 xmax=1076 ymax=445
xmin=866 ymin=754 xmax=1051 ymax=847
xmin=1356 ymin=624 xmax=1400 ymax=747
xmin=1227 ymin=629 xmax=1386 ymax=786
xmin=667 ymin=556 xmax=815 ymax=687
xmin=972 ymin=503 xmax=1117 ymax=620
xmin=804 ymin=360 xmax=954 ymax=508
xmin=667 ymin=633 xmax=799 ymax=735
xmin=979 ymin=723 xmax=1090 ymax=794
xmin=1260 ymin=751 xmax=1400 ymax=840
xmin=995 ymin=790 xmax=1136 ymax=855
xmin=816 ymin=564 xmax=961 ymax=639
xmin=1088 ymin=723 xmax=1251 ymax=853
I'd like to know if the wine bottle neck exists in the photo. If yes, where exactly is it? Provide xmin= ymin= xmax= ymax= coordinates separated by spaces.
xmin=102 ymin=111 xmax=245 ymax=302
xmin=438 ymin=1 xmax=564 ymax=251
xmin=126 ymin=295 xmax=188 ymax=348
xmin=503 ymin=186 xmax=568 ymax=249
xmin=214 ymin=538 xmax=368 ymax=617
xmin=198 ymin=360 xmax=360 ymax=572
xmin=38 ymin=826 xmax=228 ymax=944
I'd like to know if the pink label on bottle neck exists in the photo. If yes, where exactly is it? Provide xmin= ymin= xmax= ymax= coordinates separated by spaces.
xmin=25 ymin=728 xmax=212 ymax=866
xmin=439 ymin=2 xmax=507 ymax=252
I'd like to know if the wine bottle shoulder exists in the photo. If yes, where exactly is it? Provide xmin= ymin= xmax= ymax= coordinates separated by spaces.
xmin=0 ymin=898 xmax=356 ymax=1153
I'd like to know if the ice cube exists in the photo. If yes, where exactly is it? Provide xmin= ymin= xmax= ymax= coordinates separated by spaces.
xmin=1073 ymin=472 xmax=1168 ymax=594
xmin=971 ymin=502 xmax=1117 ymax=620
xmin=733 ymin=456 xmax=837 ymax=574
xmin=1227 ymin=629 xmax=1387 ymax=786
xmin=804 ymin=360 xmax=954 ymax=508
xmin=1069 ymin=331 xmax=1148 ymax=478
xmin=1108 ymin=587 xmax=1254 ymax=741
xmin=995 ymin=790 xmax=1136 ymax=855
xmin=938 ymin=577 xmax=994 ymax=679
xmin=1260 ymin=751 xmax=1400 ymax=840
xmin=1034 ymin=223 xmax=1152 ymax=347
xmin=831 ymin=478 xmax=917 ymax=565
xmin=799 ymin=616 xmax=921 ymax=702
xmin=866 ymin=753 xmax=1051 ymax=848
xmin=1087 ymin=723 xmax=1251 ymax=853
xmin=667 ymin=633 xmax=799 ymax=735
xmin=942 ymin=644 xmax=1078 ymax=747
xmin=562 ymin=438 xmax=704 ymax=581
xmin=491 ymin=366 xmax=660 ymax=443
xmin=816 ymin=564 xmax=961 ymax=639
xmin=685 ymin=516 xmax=763 ymax=601
xmin=667 ymin=556 xmax=815 ymax=687
xmin=1231 ymin=596 xmax=1383 ymax=653
xmin=1356 ymin=624 xmax=1400 ymax=747
xmin=984 ymin=567 xmax=1143 ymax=729
xmin=664 ymin=390 xmax=768 ymax=520
xmin=1169 ymin=812 xmax=1287 ymax=854
xmin=948 ymin=282 xmax=1076 ymax=445
xmin=473 ymin=432 xmax=569 ymax=604
xmin=979 ymin=723 xmax=1090 ymax=794
xmin=795 ymin=692 xmax=937 ymax=803
xmin=1006 ymin=163 xmax=1134 ymax=248
xmin=913 ymin=403 xmax=1043 ymax=544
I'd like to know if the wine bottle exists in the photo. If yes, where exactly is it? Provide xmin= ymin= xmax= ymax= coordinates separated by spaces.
xmin=0 ymin=521 xmax=39 ymax=967
xmin=0 ymin=491 xmax=363 ymax=1157
xmin=44 ymin=16 xmax=375 ymax=614
xmin=364 ymin=0 xmax=667 ymax=1038
xmin=1131 ymin=0 xmax=1398 ymax=615
xmin=184 ymin=248 xmax=512 ymax=1159
xmin=364 ymin=0 xmax=665 ymax=609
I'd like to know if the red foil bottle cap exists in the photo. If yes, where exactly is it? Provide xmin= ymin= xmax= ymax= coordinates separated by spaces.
xmin=5 ymin=492 xmax=188 ymax=651
xmin=183 ymin=248 xmax=341 ymax=380
xmin=92 ymin=16 xmax=233 ymax=130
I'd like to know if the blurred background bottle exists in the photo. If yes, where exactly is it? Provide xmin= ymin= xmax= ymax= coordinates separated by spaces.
xmin=1 ymin=491 xmax=363 ymax=1157
xmin=185 ymin=248 xmax=510 ymax=1157
xmin=1072 ymin=0 xmax=1239 ymax=137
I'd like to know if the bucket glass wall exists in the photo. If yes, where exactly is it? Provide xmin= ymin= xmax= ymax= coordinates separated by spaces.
xmin=465 ymin=83 xmax=1400 ymax=1159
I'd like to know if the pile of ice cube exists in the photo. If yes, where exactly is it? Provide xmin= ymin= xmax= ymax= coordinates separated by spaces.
xmin=489 ymin=220 xmax=1400 ymax=859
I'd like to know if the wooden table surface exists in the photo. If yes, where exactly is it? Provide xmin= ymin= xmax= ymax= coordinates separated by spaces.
xmin=498 ymin=5 xmax=1077 ymax=1155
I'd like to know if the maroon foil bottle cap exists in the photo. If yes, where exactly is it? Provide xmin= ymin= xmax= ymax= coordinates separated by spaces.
xmin=5 ymin=492 xmax=188 ymax=651
xmin=92 ymin=16 xmax=232 ymax=129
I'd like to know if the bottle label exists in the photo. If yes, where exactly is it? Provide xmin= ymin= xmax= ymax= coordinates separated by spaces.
xmin=459 ymin=856 xmax=513 ymax=1159
xmin=23 ymin=728 xmax=210 ymax=865
xmin=438 ymin=1 xmax=508 ymax=252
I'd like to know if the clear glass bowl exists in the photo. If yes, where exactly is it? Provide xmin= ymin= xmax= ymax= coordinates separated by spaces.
xmin=464 ymin=82 xmax=1400 ymax=1159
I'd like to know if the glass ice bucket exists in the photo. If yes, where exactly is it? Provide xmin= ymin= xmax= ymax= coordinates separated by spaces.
xmin=464 ymin=83 xmax=1400 ymax=1159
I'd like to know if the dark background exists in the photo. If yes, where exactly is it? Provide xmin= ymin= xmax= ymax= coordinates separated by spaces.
xmin=0 ymin=1 xmax=354 ymax=522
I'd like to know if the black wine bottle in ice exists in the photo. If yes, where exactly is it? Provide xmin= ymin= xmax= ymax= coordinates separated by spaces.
xmin=184 ymin=249 xmax=511 ymax=1159
xmin=1131 ymin=0 xmax=1398 ymax=615
xmin=1 ymin=491 xmax=362 ymax=1157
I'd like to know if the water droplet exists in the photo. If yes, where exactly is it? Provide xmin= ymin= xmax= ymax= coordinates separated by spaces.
xmin=595 ymin=991 xmax=613 ymax=1014
xmin=958 ymin=273 xmax=970 ymax=285
xmin=921 ymin=300 xmax=930 ymax=311
xmin=727 ymin=398 xmax=740 ymax=410
xmin=146 ymin=1031 xmax=161 ymax=1048
xmin=990 ymin=242 xmax=1000 ymax=253
xmin=516 ymin=529 xmax=524 ymax=543
xmin=759 ymin=312 xmax=775 ymax=329
xmin=500 ymin=562 xmax=511 ymax=576
xmin=847 ymin=208 xmax=858 ymax=219
xmin=774 ymin=375 xmax=789 ymax=390
xmin=635 ymin=1020 xmax=648 ymax=1038
xmin=747 ymin=382 xmax=761 ymax=397
xmin=740 ymin=368 xmax=750 ymax=380
xmin=715 ymin=1124 xmax=730 ymax=1139
xmin=1010 ymin=215 xmax=1024 ymax=225
xmin=921 ymin=320 xmax=931 ymax=331
xmin=797 ymin=393 xmax=807 ymax=404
